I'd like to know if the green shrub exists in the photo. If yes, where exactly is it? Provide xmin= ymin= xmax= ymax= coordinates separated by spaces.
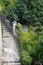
xmin=16 ymin=24 xmax=37 ymax=45
xmin=20 ymin=50 xmax=32 ymax=65
xmin=1 ymin=0 xmax=43 ymax=25
xmin=14 ymin=0 xmax=43 ymax=25
xmin=37 ymin=30 xmax=43 ymax=63
xmin=16 ymin=24 xmax=38 ymax=65
xmin=16 ymin=23 xmax=43 ymax=65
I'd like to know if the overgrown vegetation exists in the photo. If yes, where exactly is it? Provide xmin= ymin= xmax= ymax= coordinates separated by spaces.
xmin=0 ymin=0 xmax=17 ymax=21
xmin=0 ymin=0 xmax=43 ymax=25
xmin=16 ymin=23 xmax=43 ymax=65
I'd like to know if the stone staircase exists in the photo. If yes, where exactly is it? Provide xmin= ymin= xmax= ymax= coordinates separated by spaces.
xmin=2 ymin=23 xmax=21 ymax=65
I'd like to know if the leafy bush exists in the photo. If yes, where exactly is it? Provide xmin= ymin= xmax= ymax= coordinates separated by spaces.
xmin=20 ymin=50 xmax=32 ymax=65
xmin=37 ymin=30 xmax=43 ymax=63
xmin=16 ymin=24 xmax=37 ymax=45
xmin=16 ymin=23 xmax=38 ymax=65
xmin=0 ymin=0 xmax=43 ymax=25
xmin=16 ymin=23 xmax=43 ymax=65
xmin=14 ymin=0 xmax=43 ymax=25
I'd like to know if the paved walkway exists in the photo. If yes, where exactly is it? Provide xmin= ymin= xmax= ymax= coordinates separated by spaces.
xmin=2 ymin=23 xmax=21 ymax=65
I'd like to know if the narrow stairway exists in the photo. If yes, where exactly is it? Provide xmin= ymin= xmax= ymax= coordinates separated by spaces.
xmin=2 ymin=23 xmax=21 ymax=65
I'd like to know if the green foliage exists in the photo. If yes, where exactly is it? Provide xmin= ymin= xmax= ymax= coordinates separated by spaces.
xmin=16 ymin=23 xmax=37 ymax=45
xmin=16 ymin=23 xmax=38 ymax=65
xmin=21 ymin=50 xmax=32 ymax=65
xmin=0 ymin=4 xmax=3 ymax=12
xmin=14 ymin=0 xmax=43 ymax=25
xmin=0 ymin=0 xmax=17 ymax=21
xmin=37 ymin=30 xmax=43 ymax=63
xmin=16 ymin=23 xmax=43 ymax=65
xmin=0 ymin=0 xmax=43 ymax=25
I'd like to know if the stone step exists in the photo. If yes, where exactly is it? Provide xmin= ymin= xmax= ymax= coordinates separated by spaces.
xmin=2 ymin=24 xmax=21 ymax=65
xmin=2 ymin=27 xmax=8 ymax=29
xmin=3 ymin=35 xmax=11 ymax=39
xmin=2 ymin=62 xmax=21 ymax=65
xmin=2 ymin=25 xmax=12 ymax=37
xmin=2 ymin=28 xmax=8 ymax=32
xmin=2 ymin=30 xmax=12 ymax=37
xmin=3 ymin=30 xmax=9 ymax=33
xmin=3 ymin=33 xmax=11 ymax=36
xmin=2 ymin=25 xmax=7 ymax=27
xmin=3 ymin=29 xmax=9 ymax=31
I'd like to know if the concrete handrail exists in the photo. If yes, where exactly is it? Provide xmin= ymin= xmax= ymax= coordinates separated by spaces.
xmin=0 ymin=15 xmax=2 ymax=65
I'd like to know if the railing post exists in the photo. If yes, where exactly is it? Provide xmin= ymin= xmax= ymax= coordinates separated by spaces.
xmin=0 ymin=14 xmax=2 ymax=65
xmin=13 ymin=21 xmax=17 ymax=37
